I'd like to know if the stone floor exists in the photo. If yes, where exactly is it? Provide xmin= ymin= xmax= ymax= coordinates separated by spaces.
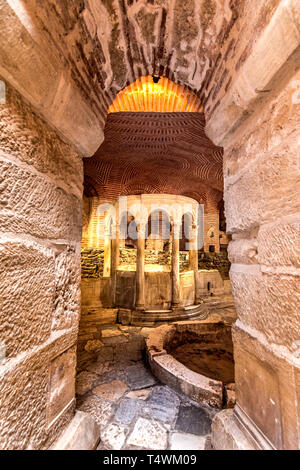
xmin=76 ymin=295 xmax=236 ymax=450
xmin=77 ymin=359 xmax=217 ymax=450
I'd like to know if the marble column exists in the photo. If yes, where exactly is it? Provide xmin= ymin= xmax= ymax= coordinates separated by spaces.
xmin=110 ymin=224 xmax=119 ymax=306
xmin=103 ymin=226 xmax=111 ymax=278
xmin=135 ymin=221 xmax=146 ymax=310
xmin=172 ymin=222 xmax=181 ymax=308
xmin=189 ymin=223 xmax=200 ymax=304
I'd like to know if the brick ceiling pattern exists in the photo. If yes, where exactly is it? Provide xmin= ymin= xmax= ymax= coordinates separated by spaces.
xmin=84 ymin=112 xmax=223 ymax=206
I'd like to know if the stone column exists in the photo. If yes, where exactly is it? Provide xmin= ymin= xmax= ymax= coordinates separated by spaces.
xmin=135 ymin=221 xmax=146 ymax=310
xmin=110 ymin=224 xmax=119 ymax=306
xmin=189 ymin=223 xmax=200 ymax=304
xmin=172 ymin=221 xmax=181 ymax=308
xmin=103 ymin=226 xmax=111 ymax=277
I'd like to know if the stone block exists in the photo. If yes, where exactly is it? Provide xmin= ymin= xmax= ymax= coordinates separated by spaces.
xmin=0 ymin=329 xmax=77 ymax=449
xmin=51 ymin=411 xmax=100 ymax=450
xmin=0 ymin=160 xmax=82 ymax=240
xmin=47 ymin=346 xmax=76 ymax=427
xmin=0 ymin=239 xmax=53 ymax=359
xmin=230 ymin=266 xmax=300 ymax=350
xmin=127 ymin=418 xmax=168 ymax=450
xmin=76 ymin=371 xmax=99 ymax=396
xmin=78 ymin=396 xmax=114 ymax=428
xmin=257 ymin=216 xmax=300 ymax=267
xmin=0 ymin=85 xmax=83 ymax=193
xmin=170 ymin=432 xmax=207 ymax=450
xmin=114 ymin=399 xmax=141 ymax=425
xmin=100 ymin=423 xmax=128 ymax=450
xmin=225 ymin=140 xmax=300 ymax=233
xmin=233 ymin=323 xmax=300 ymax=449
xmin=175 ymin=404 xmax=212 ymax=436
xmin=52 ymin=246 xmax=81 ymax=331
xmin=92 ymin=380 xmax=128 ymax=402
xmin=211 ymin=410 xmax=256 ymax=450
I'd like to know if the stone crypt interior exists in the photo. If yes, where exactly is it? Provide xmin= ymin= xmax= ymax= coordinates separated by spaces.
xmin=0 ymin=0 xmax=299 ymax=451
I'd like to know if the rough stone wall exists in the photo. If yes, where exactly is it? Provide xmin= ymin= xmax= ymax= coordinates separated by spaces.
xmin=0 ymin=84 xmax=83 ymax=449
xmin=16 ymin=0 xmax=283 ymax=125
xmin=224 ymin=69 xmax=300 ymax=449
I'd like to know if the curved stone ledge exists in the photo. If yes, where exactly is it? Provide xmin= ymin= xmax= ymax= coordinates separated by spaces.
xmin=147 ymin=320 xmax=235 ymax=409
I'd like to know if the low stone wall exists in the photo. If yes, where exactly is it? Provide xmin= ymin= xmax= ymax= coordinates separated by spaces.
xmin=81 ymin=248 xmax=190 ymax=278
xmin=198 ymin=252 xmax=231 ymax=280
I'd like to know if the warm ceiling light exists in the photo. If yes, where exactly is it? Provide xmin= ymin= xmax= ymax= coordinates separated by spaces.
xmin=108 ymin=76 xmax=203 ymax=113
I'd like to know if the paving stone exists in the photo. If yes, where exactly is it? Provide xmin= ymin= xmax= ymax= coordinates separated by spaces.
xmin=76 ymin=371 xmax=99 ymax=396
xmin=126 ymin=389 xmax=152 ymax=400
xmin=145 ymin=386 xmax=180 ymax=424
xmin=92 ymin=380 xmax=128 ymax=402
xmin=114 ymin=399 xmax=141 ymax=425
xmin=170 ymin=432 xmax=207 ymax=450
xmin=175 ymin=404 xmax=212 ymax=436
xmin=127 ymin=418 xmax=168 ymax=450
xmin=101 ymin=329 xmax=129 ymax=345
xmin=86 ymin=360 xmax=113 ymax=376
xmin=78 ymin=396 xmax=114 ymax=429
xmin=126 ymin=363 xmax=157 ymax=390
xmin=100 ymin=423 xmax=128 ymax=450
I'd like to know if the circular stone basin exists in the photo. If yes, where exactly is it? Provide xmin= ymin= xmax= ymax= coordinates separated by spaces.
xmin=146 ymin=320 xmax=235 ymax=408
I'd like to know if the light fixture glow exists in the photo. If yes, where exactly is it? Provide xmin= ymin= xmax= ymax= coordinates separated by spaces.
xmin=108 ymin=76 xmax=203 ymax=113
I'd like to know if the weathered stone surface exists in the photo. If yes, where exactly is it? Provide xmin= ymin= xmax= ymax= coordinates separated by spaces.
xmin=100 ymin=423 xmax=128 ymax=450
xmin=114 ymin=399 xmax=141 ymax=425
xmin=127 ymin=418 xmax=168 ymax=450
xmin=76 ymin=371 xmax=99 ymax=396
xmin=225 ymin=141 xmax=300 ymax=232
xmin=51 ymin=411 xmax=100 ymax=450
xmin=0 ymin=4 xmax=103 ymax=156
xmin=101 ymin=329 xmax=129 ymax=345
xmin=0 ymin=160 xmax=82 ymax=241
xmin=126 ymin=363 xmax=158 ymax=390
xmin=126 ymin=389 xmax=152 ymax=401
xmin=52 ymin=246 xmax=81 ymax=331
xmin=78 ymin=396 xmax=114 ymax=429
xmin=0 ymin=85 xmax=83 ymax=193
xmin=92 ymin=381 xmax=128 ymax=402
xmin=145 ymin=386 xmax=180 ymax=424
xmin=0 ymin=328 xmax=77 ymax=450
xmin=0 ymin=239 xmax=53 ymax=359
xmin=211 ymin=410 xmax=256 ymax=450
xmin=175 ymin=404 xmax=212 ymax=436
xmin=84 ymin=340 xmax=104 ymax=353
xmin=230 ymin=267 xmax=300 ymax=350
xmin=257 ymin=216 xmax=300 ymax=267
xmin=170 ymin=432 xmax=207 ymax=450
xmin=47 ymin=346 xmax=76 ymax=426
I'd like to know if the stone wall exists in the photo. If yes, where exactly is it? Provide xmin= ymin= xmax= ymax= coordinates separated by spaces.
xmin=221 ymin=69 xmax=300 ymax=449
xmin=0 ymin=84 xmax=83 ymax=449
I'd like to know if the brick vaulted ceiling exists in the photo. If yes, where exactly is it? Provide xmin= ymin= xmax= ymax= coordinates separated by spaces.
xmin=84 ymin=111 xmax=224 ymax=204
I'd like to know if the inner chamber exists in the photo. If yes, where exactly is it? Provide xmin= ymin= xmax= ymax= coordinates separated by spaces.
xmin=78 ymin=75 xmax=235 ymax=404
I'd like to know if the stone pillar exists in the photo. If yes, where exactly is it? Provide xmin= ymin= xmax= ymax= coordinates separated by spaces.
xmin=103 ymin=226 xmax=111 ymax=277
xmin=172 ymin=221 xmax=181 ymax=308
xmin=189 ymin=223 xmax=200 ymax=304
xmin=110 ymin=224 xmax=119 ymax=307
xmin=135 ymin=221 xmax=146 ymax=310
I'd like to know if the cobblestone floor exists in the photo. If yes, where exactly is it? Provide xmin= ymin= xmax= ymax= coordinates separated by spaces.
xmin=76 ymin=295 xmax=236 ymax=450
xmin=77 ymin=358 xmax=218 ymax=450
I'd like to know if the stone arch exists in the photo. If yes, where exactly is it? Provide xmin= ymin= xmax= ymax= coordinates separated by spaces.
xmin=0 ymin=0 xmax=299 ymax=451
